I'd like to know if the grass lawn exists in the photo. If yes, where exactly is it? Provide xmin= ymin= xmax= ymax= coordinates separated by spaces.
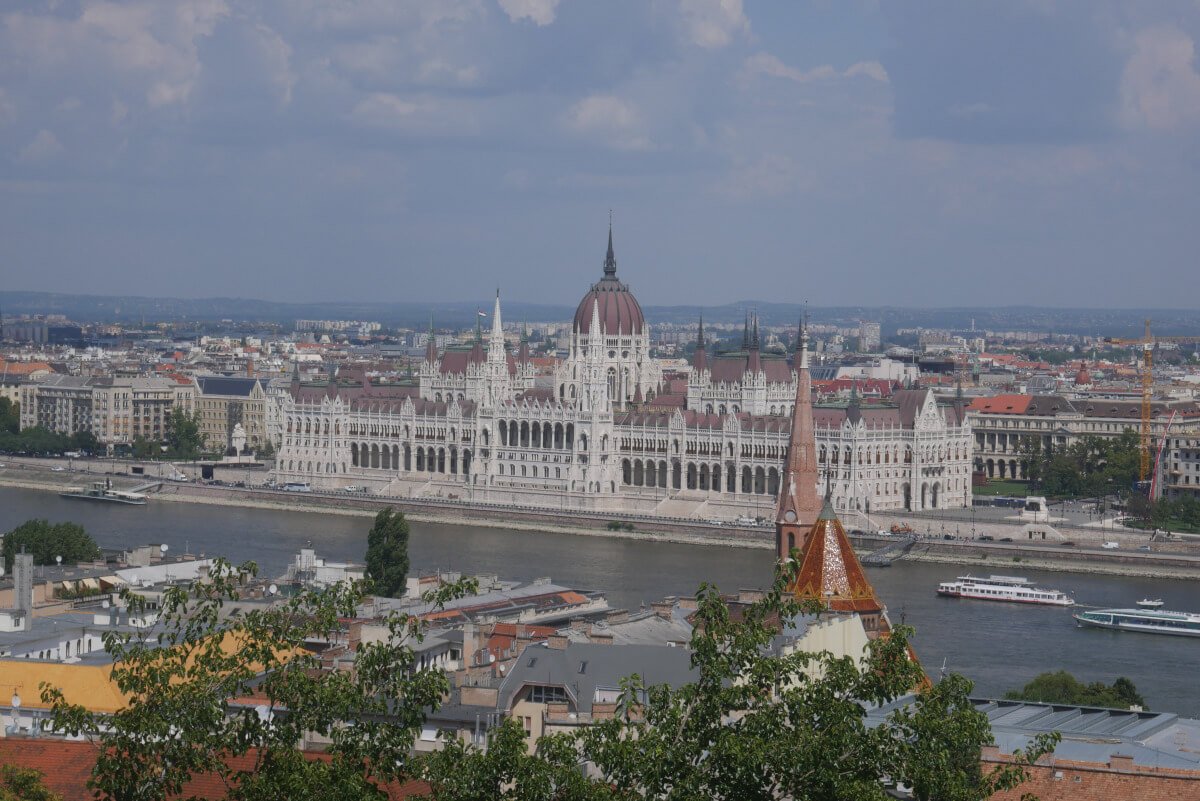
xmin=973 ymin=480 xmax=1030 ymax=498
xmin=1121 ymin=517 xmax=1200 ymax=535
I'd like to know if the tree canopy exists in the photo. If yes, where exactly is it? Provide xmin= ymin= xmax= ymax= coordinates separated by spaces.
xmin=1017 ymin=430 xmax=1140 ymax=499
xmin=365 ymin=507 xmax=410 ymax=598
xmin=0 ymin=765 xmax=63 ymax=801
xmin=1005 ymin=671 xmax=1147 ymax=710
xmin=422 ymin=573 xmax=1057 ymax=801
xmin=0 ymin=397 xmax=18 ymax=435
xmin=2 ymin=519 xmax=102 ymax=567
xmin=165 ymin=407 xmax=206 ymax=459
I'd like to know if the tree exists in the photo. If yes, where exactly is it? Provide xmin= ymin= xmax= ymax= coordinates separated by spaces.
xmin=2 ymin=519 xmax=102 ymax=566
xmin=1005 ymin=671 xmax=1147 ymax=710
xmin=130 ymin=436 xmax=154 ymax=460
xmin=166 ymin=407 xmax=205 ymax=459
xmin=70 ymin=429 xmax=100 ymax=455
xmin=364 ymin=507 xmax=410 ymax=598
xmin=44 ymin=559 xmax=476 ymax=801
xmin=0 ymin=765 xmax=63 ymax=801
xmin=423 ymin=573 xmax=1057 ymax=800
xmin=0 ymin=397 xmax=18 ymax=435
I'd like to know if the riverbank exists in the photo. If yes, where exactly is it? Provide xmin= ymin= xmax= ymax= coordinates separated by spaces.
xmin=4 ymin=465 xmax=1200 ymax=578
xmin=0 ymin=467 xmax=774 ymax=551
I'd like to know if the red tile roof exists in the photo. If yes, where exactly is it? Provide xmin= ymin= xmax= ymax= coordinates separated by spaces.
xmin=967 ymin=394 xmax=1034 ymax=414
xmin=0 ymin=740 xmax=431 ymax=800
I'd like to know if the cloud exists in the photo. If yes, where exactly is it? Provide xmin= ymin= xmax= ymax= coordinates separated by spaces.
xmin=353 ymin=92 xmax=419 ymax=123
xmin=563 ymin=94 xmax=651 ymax=150
xmin=351 ymin=92 xmax=481 ymax=135
xmin=252 ymin=24 xmax=296 ymax=106
xmin=679 ymin=0 xmax=747 ymax=48
xmin=110 ymin=98 xmax=129 ymax=126
xmin=19 ymin=129 xmax=63 ymax=162
xmin=498 ymin=0 xmax=561 ymax=27
xmin=744 ymin=52 xmax=889 ymax=84
xmin=1120 ymin=25 xmax=1200 ymax=132
xmin=2 ymin=1 xmax=230 ymax=108
xmin=716 ymin=154 xmax=807 ymax=201
xmin=56 ymin=96 xmax=81 ymax=112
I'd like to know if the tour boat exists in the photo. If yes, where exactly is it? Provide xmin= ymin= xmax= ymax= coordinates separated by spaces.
xmin=1075 ymin=608 xmax=1200 ymax=637
xmin=59 ymin=482 xmax=148 ymax=506
xmin=1136 ymin=598 xmax=1165 ymax=609
xmin=936 ymin=575 xmax=1074 ymax=606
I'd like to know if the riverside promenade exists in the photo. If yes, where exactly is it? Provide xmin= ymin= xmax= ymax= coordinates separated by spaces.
xmin=3 ymin=458 xmax=1200 ymax=580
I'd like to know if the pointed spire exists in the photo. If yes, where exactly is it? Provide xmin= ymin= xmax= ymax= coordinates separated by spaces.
xmin=491 ymin=290 xmax=503 ymax=341
xmin=425 ymin=313 xmax=437 ymax=364
xmin=475 ymin=310 xmax=483 ymax=344
xmin=797 ymin=316 xmax=809 ymax=370
xmin=775 ymin=315 xmax=820 ymax=561
xmin=518 ymin=318 xmax=530 ymax=364
xmin=694 ymin=314 xmax=708 ymax=373
xmin=742 ymin=312 xmax=750 ymax=351
xmin=603 ymin=217 xmax=617 ymax=278
xmin=751 ymin=313 xmax=760 ymax=350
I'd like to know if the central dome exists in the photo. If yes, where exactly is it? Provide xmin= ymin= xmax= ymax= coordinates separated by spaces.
xmin=573 ymin=227 xmax=646 ymax=336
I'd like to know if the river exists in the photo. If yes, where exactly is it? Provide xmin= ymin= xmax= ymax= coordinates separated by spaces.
xmin=5 ymin=485 xmax=1200 ymax=716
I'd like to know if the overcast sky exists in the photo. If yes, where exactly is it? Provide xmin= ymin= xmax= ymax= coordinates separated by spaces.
xmin=2 ymin=1 xmax=1199 ymax=308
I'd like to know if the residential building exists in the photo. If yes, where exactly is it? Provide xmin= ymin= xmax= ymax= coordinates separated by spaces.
xmin=967 ymin=394 xmax=1200 ymax=479
xmin=19 ymin=375 xmax=194 ymax=450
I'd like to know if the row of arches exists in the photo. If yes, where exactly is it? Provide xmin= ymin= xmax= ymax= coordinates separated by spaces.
xmin=499 ymin=420 xmax=574 ymax=450
xmin=349 ymin=442 xmax=472 ymax=476
xmin=979 ymin=458 xmax=1021 ymax=479
xmin=620 ymin=458 xmax=782 ymax=496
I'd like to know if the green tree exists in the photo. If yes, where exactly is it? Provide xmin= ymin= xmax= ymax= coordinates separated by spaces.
xmin=0 ymin=765 xmax=63 ymax=801
xmin=423 ymin=573 xmax=1057 ymax=800
xmin=2 ymin=519 xmax=102 ymax=566
xmin=44 ymin=559 xmax=476 ymax=801
xmin=1015 ymin=435 xmax=1046 ymax=487
xmin=365 ymin=507 xmax=410 ymax=598
xmin=0 ymin=397 xmax=19 ymax=435
xmin=70 ymin=429 xmax=100 ymax=455
xmin=130 ymin=436 xmax=154 ymax=460
xmin=1005 ymin=671 xmax=1147 ymax=710
xmin=166 ymin=407 xmax=205 ymax=459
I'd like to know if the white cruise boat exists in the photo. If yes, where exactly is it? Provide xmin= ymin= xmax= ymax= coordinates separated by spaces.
xmin=936 ymin=574 xmax=1074 ymax=606
xmin=1074 ymin=608 xmax=1200 ymax=637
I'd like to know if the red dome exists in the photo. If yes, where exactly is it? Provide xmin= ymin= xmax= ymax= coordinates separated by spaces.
xmin=573 ymin=227 xmax=645 ymax=336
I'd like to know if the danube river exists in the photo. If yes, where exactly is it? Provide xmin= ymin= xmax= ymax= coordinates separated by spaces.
xmin=6 ymin=485 xmax=1200 ymax=715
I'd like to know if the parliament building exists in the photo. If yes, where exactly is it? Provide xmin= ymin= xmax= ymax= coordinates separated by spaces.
xmin=273 ymin=230 xmax=972 ymax=520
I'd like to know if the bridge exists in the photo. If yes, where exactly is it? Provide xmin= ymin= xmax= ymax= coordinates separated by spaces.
xmin=861 ymin=535 xmax=918 ymax=567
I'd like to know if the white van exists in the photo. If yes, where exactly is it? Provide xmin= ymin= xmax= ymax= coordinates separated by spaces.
xmin=1101 ymin=541 xmax=1120 ymax=550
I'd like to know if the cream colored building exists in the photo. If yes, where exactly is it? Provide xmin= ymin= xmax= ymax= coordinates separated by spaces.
xmin=19 ymin=375 xmax=194 ymax=450
xmin=194 ymin=376 xmax=268 ymax=454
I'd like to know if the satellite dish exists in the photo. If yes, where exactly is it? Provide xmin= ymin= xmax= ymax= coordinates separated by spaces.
xmin=10 ymin=693 xmax=20 ymax=709
xmin=55 ymin=555 xmax=62 ymax=566
xmin=267 ymin=584 xmax=278 ymax=596
xmin=159 ymin=544 xmax=169 ymax=554
xmin=128 ymin=573 xmax=139 ymax=586
xmin=101 ymin=600 xmax=110 ymax=609
xmin=489 ymin=653 xmax=496 ymax=664
xmin=498 ymin=664 xmax=506 ymax=674
xmin=255 ymin=704 xmax=271 ymax=722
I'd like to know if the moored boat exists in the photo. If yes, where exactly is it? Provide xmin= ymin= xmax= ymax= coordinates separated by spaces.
xmin=936 ymin=574 xmax=1074 ymax=606
xmin=1136 ymin=598 xmax=1165 ymax=609
xmin=59 ymin=482 xmax=148 ymax=506
xmin=1075 ymin=607 xmax=1200 ymax=637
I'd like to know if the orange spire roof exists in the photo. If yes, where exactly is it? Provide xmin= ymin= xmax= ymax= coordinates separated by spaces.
xmin=787 ymin=501 xmax=883 ymax=614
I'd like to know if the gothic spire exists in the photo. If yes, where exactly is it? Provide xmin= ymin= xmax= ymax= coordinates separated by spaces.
xmin=775 ymin=318 xmax=820 ymax=561
xmin=603 ymin=218 xmax=617 ymax=278
xmin=694 ymin=314 xmax=708 ymax=373
xmin=697 ymin=313 xmax=705 ymax=347
xmin=742 ymin=312 xmax=750 ymax=351
xmin=751 ymin=313 xmax=760 ymax=350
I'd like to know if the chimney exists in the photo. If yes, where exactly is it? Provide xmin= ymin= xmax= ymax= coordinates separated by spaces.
xmin=547 ymin=634 xmax=569 ymax=650
xmin=13 ymin=551 xmax=33 ymax=631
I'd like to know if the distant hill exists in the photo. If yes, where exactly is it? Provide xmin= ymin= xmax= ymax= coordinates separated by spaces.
xmin=2 ymin=290 xmax=1198 ymax=337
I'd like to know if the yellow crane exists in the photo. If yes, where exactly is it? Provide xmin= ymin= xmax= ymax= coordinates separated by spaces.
xmin=1105 ymin=319 xmax=1200 ymax=484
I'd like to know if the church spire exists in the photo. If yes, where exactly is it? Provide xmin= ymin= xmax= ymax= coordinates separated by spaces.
xmin=751 ymin=313 xmax=760 ymax=350
xmin=742 ymin=312 xmax=750 ymax=351
xmin=775 ymin=318 xmax=819 ymax=561
xmin=603 ymin=218 xmax=617 ymax=278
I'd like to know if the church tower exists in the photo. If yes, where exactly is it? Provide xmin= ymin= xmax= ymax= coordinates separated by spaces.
xmin=775 ymin=320 xmax=820 ymax=561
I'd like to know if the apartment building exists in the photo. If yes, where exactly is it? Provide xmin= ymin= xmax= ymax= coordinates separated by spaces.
xmin=19 ymin=375 xmax=194 ymax=450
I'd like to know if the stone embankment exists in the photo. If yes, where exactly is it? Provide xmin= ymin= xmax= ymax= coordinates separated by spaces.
xmin=2 ymin=461 xmax=1200 ymax=579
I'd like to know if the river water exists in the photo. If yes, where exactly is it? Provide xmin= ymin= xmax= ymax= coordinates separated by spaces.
xmin=5 ymin=486 xmax=1200 ymax=716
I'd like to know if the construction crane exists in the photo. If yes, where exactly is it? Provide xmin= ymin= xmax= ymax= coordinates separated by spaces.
xmin=1105 ymin=319 xmax=1200 ymax=484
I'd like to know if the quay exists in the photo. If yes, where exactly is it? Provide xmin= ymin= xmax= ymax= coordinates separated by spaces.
xmin=3 ymin=460 xmax=1200 ymax=580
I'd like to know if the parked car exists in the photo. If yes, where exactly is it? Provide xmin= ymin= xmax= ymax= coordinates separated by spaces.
xmin=979 ymin=535 xmax=995 ymax=542
xmin=1102 ymin=541 xmax=1120 ymax=550
xmin=1060 ymin=541 xmax=1076 ymax=547
xmin=1000 ymin=537 xmax=1013 ymax=542
xmin=1137 ymin=545 xmax=1152 ymax=552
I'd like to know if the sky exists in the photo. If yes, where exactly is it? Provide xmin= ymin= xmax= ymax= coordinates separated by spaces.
xmin=2 ymin=0 xmax=1200 ymax=309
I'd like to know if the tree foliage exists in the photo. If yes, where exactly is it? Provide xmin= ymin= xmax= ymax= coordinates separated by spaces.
xmin=0 ymin=765 xmax=63 ymax=801
xmin=0 ymin=426 xmax=75 ymax=456
xmin=365 ymin=507 xmax=410 ymax=598
xmin=1018 ymin=430 xmax=1141 ymax=499
xmin=43 ymin=559 xmax=476 ymax=801
xmin=166 ymin=407 xmax=206 ymax=459
xmin=423 ymin=571 xmax=1058 ymax=800
xmin=1005 ymin=671 xmax=1147 ymax=710
xmin=2 ymin=519 xmax=102 ymax=566
xmin=0 ymin=397 xmax=19 ymax=435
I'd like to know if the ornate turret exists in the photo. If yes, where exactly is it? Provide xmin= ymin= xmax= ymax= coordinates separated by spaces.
xmin=787 ymin=495 xmax=884 ymax=617
xmin=747 ymin=313 xmax=762 ymax=375
xmin=604 ymin=222 xmax=617 ymax=277
xmin=518 ymin=319 xmax=530 ymax=365
xmin=425 ymin=314 xmax=437 ymax=365
xmin=846 ymin=380 xmax=861 ymax=425
xmin=693 ymin=314 xmax=708 ymax=373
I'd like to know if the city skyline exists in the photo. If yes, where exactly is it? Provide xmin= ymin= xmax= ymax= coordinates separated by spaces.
xmin=3 ymin=2 xmax=1200 ymax=308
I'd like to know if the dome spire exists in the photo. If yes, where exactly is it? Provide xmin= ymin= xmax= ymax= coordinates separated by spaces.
xmin=604 ymin=214 xmax=617 ymax=278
